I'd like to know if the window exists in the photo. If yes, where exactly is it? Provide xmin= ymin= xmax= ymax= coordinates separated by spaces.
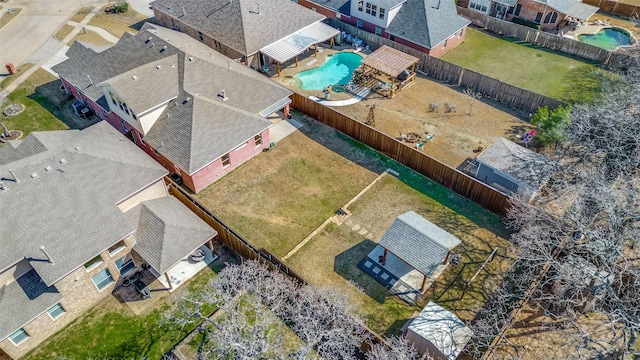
xmin=84 ymin=255 xmax=103 ymax=271
xmin=47 ymin=303 xmax=65 ymax=320
xmin=222 ymin=153 xmax=231 ymax=167
xmin=358 ymin=0 xmax=363 ymax=11
xmin=514 ymin=3 xmax=522 ymax=16
xmin=115 ymin=255 xmax=135 ymax=275
xmin=254 ymin=134 xmax=262 ymax=146
xmin=356 ymin=19 xmax=363 ymax=28
xmin=198 ymin=31 xmax=204 ymax=42
xmin=544 ymin=11 xmax=558 ymax=23
xmin=213 ymin=40 xmax=221 ymax=50
xmin=153 ymin=148 xmax=158 ymax=156
xmin=92 ymin=269 xmax=114 ymax=291
xmin=458 ymin=29 xmax=464 ymax=38
xmin=507 ymin=5 xmax=514 ymax=14
xmin=375 ymin=27 xmax=382 ymax=35
xmin=379 ymin=8 xmax=385 ymax=19
xmin=443 ymin=39 xmax=448 ymax=48
xmin=139 ymin=134 xmax=145 ymax=146
xmin=8 ymin=328 xmax=29 ymax=345
xmin=535 ymin=12 xmax=543 ymax=23
xmin=109 ymin=241 xmax=126 ymax=256
xmin=120 ymin=120 xmax=127 ymax=133
xmin=389 ymin=34 xmax=395 ymax=41
xmin=371 ymin=4 xmax=377 ymax=17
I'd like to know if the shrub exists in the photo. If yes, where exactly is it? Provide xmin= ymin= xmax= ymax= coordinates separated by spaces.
xmin=112 ymin=2 xmax=128 ymax=13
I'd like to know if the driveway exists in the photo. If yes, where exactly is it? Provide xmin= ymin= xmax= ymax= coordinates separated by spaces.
xmin=0 ymin=0 xmax=104 ymax=71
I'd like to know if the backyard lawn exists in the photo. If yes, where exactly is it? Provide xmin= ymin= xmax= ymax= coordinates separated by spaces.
xmin=0 ymin=69 xmax=69 ymax=137
xmin=442 ymin=28 xmax=609 ymax=103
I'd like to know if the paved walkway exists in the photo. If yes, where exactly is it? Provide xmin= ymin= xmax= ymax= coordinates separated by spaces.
xmin=270 ymin=117 xmax=303 ymax=143
xmin=67 ymin=20 xmax=120 ymax=43
xmin=308 ymin=87 xmax=371 ymax=107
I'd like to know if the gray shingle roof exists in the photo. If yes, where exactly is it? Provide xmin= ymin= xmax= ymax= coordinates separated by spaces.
xmin=538 ymin=0 xmax=599 ymax=20
xmin=476 ymin=137 xmax=557 ymax=191
xmin=150 ymin=0 xmax=325 ymax=56
xmin=386 ymin=0 xmax=471 ymax=49
xmin=0 ymin=269 xmax=63 ymax=341
xmin=0 ymin=122 xmax=168 ymax=285
xmin=54 ymin=24 xmax=292 ymax=176
xmin=129 ymin=197 xmax=217 ymax=274
xmin=379 ymin=211 xmax=461 ymax=276
xmin=408 ymin=302 xmax=473 ymax=360
xmin=309 ymin=0 xmax=352 ymax=15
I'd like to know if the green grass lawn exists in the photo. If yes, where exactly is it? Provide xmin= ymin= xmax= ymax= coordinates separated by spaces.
xmin=286 ymin=174 xmax=511 ymax=336
xmin=24 ymin=267 xmax=218 ymax=360
xmin=1 ymin=69 xmax=68 ymax=137
xmin=442 ymin=28 xmax=610 ymax=103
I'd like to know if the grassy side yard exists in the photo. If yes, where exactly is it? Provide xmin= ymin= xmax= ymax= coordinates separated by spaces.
xmin=286 ymin=175 xmax=511 ymax=336
xmin=68 ymin=30 xmax=116 ymax=47
xmin=88 ymin=6 xmax=150 ymax=38
xmin=24 ymin=267 xmax=218 ymax=360
xmin=1 ymin=69 xmax=68 ymax=137
xmin=442 ymin=28 xmax=609 ymax=103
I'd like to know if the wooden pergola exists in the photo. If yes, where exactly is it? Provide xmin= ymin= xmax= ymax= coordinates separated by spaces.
xmin=360 ymin=45 xmax=419 ymax=98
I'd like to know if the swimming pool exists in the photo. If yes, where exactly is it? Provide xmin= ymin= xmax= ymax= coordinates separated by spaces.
xmin=294 ymin=52 xmax=363 ymax=90
xmin=577 ymin=27 xmax=632 ymax=50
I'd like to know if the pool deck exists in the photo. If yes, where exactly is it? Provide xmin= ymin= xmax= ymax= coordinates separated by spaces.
xmin=562 ymin=22 xmax=636 ymax=47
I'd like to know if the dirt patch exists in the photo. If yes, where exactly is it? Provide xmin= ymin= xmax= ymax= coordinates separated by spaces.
xmin=275 ymin=47 xmax=533 ymax=168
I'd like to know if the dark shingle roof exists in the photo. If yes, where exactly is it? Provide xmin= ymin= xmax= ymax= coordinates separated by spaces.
xmin=306 ymin=0 xmax=352 ymax=15
xmin=379 ymin=211 xmax=461 ymax=276
xmin=129 ymin=197 xmax=217 ymax=274
xmin=386 ymin=0 xmax=471 ymax=49
xmin=150 ymin=0 xmax=325 ymax=56
xmin=476 ymin=137 xmax=558 ymax=191
xmin=0 ymin=122 xmax=168 ymax=286
xmin=0 ymin=269 xmax=63 ymax=341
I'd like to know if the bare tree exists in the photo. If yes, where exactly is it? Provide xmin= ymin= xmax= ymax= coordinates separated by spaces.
xmin=365 ymin=336 xmax=422 ymax=360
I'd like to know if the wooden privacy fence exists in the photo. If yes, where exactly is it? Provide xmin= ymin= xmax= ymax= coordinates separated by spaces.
xmin=291 ymin=93 xmax=511 ymax=215
xmin=327 ymin=19 xmax=565 ymax=113
xmin=456 ymin=7 xmax=616 ymax=63
xmin=582 ymin=0 xmax=640 ymax=18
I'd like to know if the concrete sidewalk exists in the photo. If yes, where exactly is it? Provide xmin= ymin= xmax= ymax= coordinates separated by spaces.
xmin=270 ymin=117 xmax=303 ymax=143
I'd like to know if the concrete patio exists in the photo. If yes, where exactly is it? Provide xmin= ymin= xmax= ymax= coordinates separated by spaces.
xmin=151 ymin=245 xmax=218 ymax=291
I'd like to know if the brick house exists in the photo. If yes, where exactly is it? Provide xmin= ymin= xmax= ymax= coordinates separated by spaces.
xmin=53 ymin=23 xmax=293 ymax=193
xmin=297 ymin=0 xmax=471 ymax=58
xmin=466 ymin=0 xmax=598 ymax=30
xmin=0 ymin=122 xmax=217 ymax=359
xmin=150 ymin=0 xmax=340 ymax=75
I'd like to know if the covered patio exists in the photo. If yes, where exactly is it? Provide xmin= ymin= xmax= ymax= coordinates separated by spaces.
xmin=355 ymin=45 xmax=420 ymax=98
xmin=359 ymin=211 xmax=461 ymax=304
xmin=260 ymin=22 xmax=340 ymax=76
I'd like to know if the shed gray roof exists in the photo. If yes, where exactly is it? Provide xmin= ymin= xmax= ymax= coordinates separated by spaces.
xmin=476 ymin=137 xmax=557 ymax=192
xmin=306 ymin=0 xmax=352 ymax=15
xmin=0 ymin=269 xmax=63 ymax=341
xmin=386 ymin=0 xmax=471 ymax=49
xmin=408 ymin=302 xmax=473 ymax=360
xmin=537 ymin=0 xmax=599 ymax=20
xmin=0 ymin=121 xmax=168 ymax=286
xmin=129 ymin=197 xmax=217 ymax=274
xmin=379 ymin=211 xmax=461 ymax=276
xmin=54 ymin=24 xmax=292 ymax=175
xmin=150 ymin=0 xmax=325 ymax=56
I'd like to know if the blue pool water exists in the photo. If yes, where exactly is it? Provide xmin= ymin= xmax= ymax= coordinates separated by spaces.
xmin=295 ymin=52 xmax=363 ymax=90
xmin=577 ymin=27 xmax=632 ymax=50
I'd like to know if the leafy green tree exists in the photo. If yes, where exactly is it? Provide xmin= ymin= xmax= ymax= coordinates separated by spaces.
xmin=531 ymin=105 xmax=572 ymax=147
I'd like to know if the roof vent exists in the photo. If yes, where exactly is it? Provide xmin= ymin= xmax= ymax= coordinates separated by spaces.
xmin=188 ymin=57 xmax=194 ymax=62
xmin=219 ymin=90 xmax=228 ymax=101
xmin=39 ymin=245 xmax=55 ymax=264
xmin=75 ymin=146 xmax=82 ymax=151
xmin=132 ymin=75 xmax=138 ymax=80
xmin=59 ymin=158 xmax=68 ymax=164
xmin=30 ymin=172 xmax=38 ymax=179
xmin=160 ymin=45 xmax=167 ymax=53
xmin=257 ymin=2 xmax=261 ymax=15
xmin=146 ymin=36 xmax=153 ymax=43
xmin=182 ymin=97 xmax=191 ymax=104
xmin=45 ymin=165 xmax=53 ymax=172
xmin=57 ymin=167 xmax=65 ymax=173
xmin=156 ymin=65 xmax=162 ymax=70
xmin=0 ymin=181 xmax=6 ymax=191
xmin=7 ymin=169 xmax=19 ymax=183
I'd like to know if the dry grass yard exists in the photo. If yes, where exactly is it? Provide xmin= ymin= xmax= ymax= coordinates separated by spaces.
xmin=88 ymin=6 xmax=151 ymax=38
xmin=68 ymin=30 xmax=116 ymax=47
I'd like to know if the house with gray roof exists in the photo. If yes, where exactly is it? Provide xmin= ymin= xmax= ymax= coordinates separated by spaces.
xmin=53 ymin=23 xmax=293 ymax=193
xmin=0 ymin=122 xmax=216 ymax=359
xmin=298 ymin=0 xmax=471 ymax=57
xmin=466 ymin=0 xmax=598 ymax=30
xmin=359 ymin=211 xmax=461 ymax=304
xmin=472 ymin=137 xmax=557 ymax=200
xmin=151 ymin=0 xmax=340 ymax=74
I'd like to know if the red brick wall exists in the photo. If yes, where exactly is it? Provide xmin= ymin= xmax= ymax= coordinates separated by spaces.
xmin=513 ymin=0 xmax=563 ymax=30
xmin=297 ymin=0 xmax=340 ymax=18
xmin=391 ymin=27 xmax=466 ymax=58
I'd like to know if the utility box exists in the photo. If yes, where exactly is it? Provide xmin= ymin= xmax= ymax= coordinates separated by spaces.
xmin=5 ymin=63 xmax=16 ymax=75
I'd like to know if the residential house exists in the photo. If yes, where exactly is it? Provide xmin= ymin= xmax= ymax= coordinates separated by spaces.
xmin=471 ymin=137 xmax=557 ymax=200
xmin=53 ymin=23 xmax=293 ymax=193
xmin=404 ymin=302 xmax=474 ymax=359
xmin=298 ymin=0 xmax=471 ymax=57
xmin=0 ymin=122 xmax=217 ymax=359
xmin=466 ymin=0 xmax=598 ymax=30
xmin=150 ymin=0 xmax=340 ymax=74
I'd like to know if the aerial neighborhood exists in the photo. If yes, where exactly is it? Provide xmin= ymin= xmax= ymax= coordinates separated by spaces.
xmin=0 ymin=0 xmax=638 ymax=358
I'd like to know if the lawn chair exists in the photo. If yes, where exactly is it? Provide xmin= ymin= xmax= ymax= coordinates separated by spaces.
xmin=428 ymin=103 xmax=438 ymax=113
xmin=424 ymin=133 xmax=435 ymax=142
xmin=399 ymin=132 xmax=409 ymax=142
xmin=444 ymin=102 xmax=456 ymax=113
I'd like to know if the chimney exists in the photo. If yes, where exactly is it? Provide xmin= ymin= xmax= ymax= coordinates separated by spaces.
xmin=257 ymin=2 xmax=261 ymax=15
xmin=7 ymin=169 xmax=19 ymax=183
xmin=39 ymin=245 xmax=55 ymax=264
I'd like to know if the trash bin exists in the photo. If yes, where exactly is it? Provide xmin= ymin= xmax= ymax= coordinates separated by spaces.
xmin=5 ymin=63 xmax=16 ymax=75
